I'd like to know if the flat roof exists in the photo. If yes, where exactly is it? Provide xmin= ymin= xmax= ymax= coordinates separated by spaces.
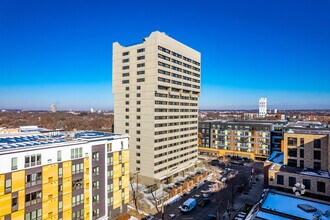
xmin=286 ymin=128 xmax=330 ymax=135
xmin=255 ymin=211 xmax=290 ymax=220
xmin=269 ymin=163 xmax=330 ymax=179
xmin=266 ymin=151 xmax=283 ymax=165
xmin=0 ymin=131 xmax=124 ymax=152
xmin=201 ymin=120 xmax=284 ymax=126
xmin=261 ymin=192 xmax=330 ymax=219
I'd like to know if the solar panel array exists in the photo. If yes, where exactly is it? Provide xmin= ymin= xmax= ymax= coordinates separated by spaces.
xmin=75 ymin=131 xmax=113 ymax=139
xmin=0 ymin=131 xmax=114 ymax=151
xmin=0 ymin=134 xmax=65 ymax=150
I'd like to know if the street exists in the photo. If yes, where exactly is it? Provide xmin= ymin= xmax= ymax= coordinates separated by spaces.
xmin=154 ymin=161 xmax=264 ymax=220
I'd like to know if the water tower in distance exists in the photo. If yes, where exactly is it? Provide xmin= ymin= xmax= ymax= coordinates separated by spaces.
xmin=50 ymin=104 xmax=57 ymax=113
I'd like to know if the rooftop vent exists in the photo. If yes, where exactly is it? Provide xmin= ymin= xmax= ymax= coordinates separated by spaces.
xmin=297 ymin=204 xmax=317 ymax=212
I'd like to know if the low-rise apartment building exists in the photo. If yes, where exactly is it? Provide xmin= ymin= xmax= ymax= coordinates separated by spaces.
xmin=265 ymin=128 xmax=330 ymax=201
xmin=198 ymin=120 xmax=287 ymax=159
xmin=0 ymin=131 xmax=129 ymax=220
xmin=245 ymin=189 xmax=330 ymax=220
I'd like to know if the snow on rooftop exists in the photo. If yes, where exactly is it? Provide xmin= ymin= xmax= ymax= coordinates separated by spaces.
xmin=256 ymin=211 xmax=290 ymax=220
xmin=174 ymin=176 xmax=185 ymax=183
xmin=261 ymin=192 xmax=330 ymax=219
xmin=300 ymin=171 xmax=330 ymax=179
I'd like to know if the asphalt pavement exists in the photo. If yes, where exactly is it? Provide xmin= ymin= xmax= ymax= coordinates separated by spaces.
xmin=154 ymin=161 xmax=261 ymax=220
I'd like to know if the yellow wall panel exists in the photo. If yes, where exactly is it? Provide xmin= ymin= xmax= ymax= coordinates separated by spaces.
xmin=63 ymin=177 xmax=72 ymax=195
xmin=11 ymin=209 xmax=24 ymax=220
xmin=42 ymin=181 xmax=58 ymax=202
xmin=42 ymin=164 xmax=58 ymax=184
xmin=63 ymin=161 xmax=72 ymax=179
xmin=83 ymin=157 xmax=90 ymax=220
xmin=62 ymin=209 xmax=72 ymax=220
xmin=122 ymin=174 xmax=129 ymax=189
xmin=12 ymin=170 xmax=25 ymax=192
xmin=113 ymin=190 xmax=121 ymax=209
xmin=113 ymin=151 xmax=119 ymax=165
xmin=0 ymin=193 xmax=11 ymax=216
xmin=84 ymin=211 xmax=90 ymax=220
xmin=42 ymin=198 xmax=58 ymax=220
xmin=124 ymin=187 xmax=129 ymax=203
xmin=84 ymin=157 xmax=89 ymax=170
xmin=122 ymin=150 xmax=129 ymax=163
xmin=84 ymin=203 xmax=90 ymax=217
xmin=113 ymin=177 xmax=119 ymax=191
xmin=0 ymin=175 xmax=4 ymax=196
xmin=62 ymin=192 xmax=72 ymax=212
xmin=124 ymin=162 xmax=129 ymax=174
xmin=18 ymin=190 xmax=25 ymax=210
xmin=113 ymin=164 xmax=121 ymax=179
xmin=84 ymin=157 xmax=90 ymax=188
xmin=84 ymin=202 xmax=90 ymax=220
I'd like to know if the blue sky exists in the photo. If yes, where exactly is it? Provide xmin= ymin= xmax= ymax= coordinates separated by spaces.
xmin=0 ymin=0 xmax=329 ymax=110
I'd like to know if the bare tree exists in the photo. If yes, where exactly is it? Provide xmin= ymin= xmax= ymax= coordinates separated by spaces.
xmin=129 ymin=174 xmax=139 ymax=213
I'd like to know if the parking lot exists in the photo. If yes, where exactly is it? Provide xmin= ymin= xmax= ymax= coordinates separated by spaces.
xmin=154 ymin=160 xmax=264 ymax=220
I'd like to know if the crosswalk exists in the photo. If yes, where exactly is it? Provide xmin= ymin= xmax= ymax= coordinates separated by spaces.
xmin=233 ymin=211 xmax=247 ymax=220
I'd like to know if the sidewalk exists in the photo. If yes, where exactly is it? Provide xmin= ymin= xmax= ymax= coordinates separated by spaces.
xmin=221 ymin=174 xmax=264 ymax=220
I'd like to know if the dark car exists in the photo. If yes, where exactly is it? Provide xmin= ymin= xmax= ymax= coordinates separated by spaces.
xmin=198 ymin=198 xmax=211 ymax=207
xmin=210 ymin=159 xmax=219 ymax=165
xmin=206 ymin=214 xmax=216 ymax=220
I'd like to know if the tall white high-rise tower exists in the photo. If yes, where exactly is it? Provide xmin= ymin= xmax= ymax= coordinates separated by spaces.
xmin=259 ymin=97 xmax=267 ymax=117
xmin=112 ymin=31 xmax=201 ymax=184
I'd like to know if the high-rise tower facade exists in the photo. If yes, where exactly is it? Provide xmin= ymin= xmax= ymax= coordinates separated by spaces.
xmin=112 ymin=31 xmax=201 ymax=184
xmin=259 ymin=97 xmax=267 ymax=117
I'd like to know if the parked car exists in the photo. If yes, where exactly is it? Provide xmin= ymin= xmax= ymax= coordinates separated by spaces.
xmin=210 ymin=159 xmax=220 ymax=165
xmin=221 ymin=177 xmax=228 ymax=183
xmin=203 ymin=192 xmax=211 ymax=198
xmin=219 ymin=170 xmax=227 ymax=175
xmin=198 ymin=198 xmax=211 ymax=207
xmin=206 ymin=214 xmax=217 ymax=220
xmin=180 ymin=198 xmax=197 ymax=214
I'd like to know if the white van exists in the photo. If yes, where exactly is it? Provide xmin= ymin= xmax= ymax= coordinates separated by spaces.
xmin=180 ymin=198 xmax=197 ymax=213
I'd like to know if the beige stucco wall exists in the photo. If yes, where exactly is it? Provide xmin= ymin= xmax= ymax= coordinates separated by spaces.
xmin=112 ymin=31 xmax=201 ymax=183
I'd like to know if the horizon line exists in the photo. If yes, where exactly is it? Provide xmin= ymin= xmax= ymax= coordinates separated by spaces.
xmin=1 ymin=108 xmax=330 ymax=112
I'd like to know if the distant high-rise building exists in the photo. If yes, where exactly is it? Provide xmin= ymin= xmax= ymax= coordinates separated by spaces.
xmin=50 ymin=104 xmax=57 ymax=113
xmin=112 ymin=31 xmax=201 ymax=185
xmin=90 ymin=108 xmax=95 ymax=113
xmin=259 ymin=97 xmax=267 ymax=117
